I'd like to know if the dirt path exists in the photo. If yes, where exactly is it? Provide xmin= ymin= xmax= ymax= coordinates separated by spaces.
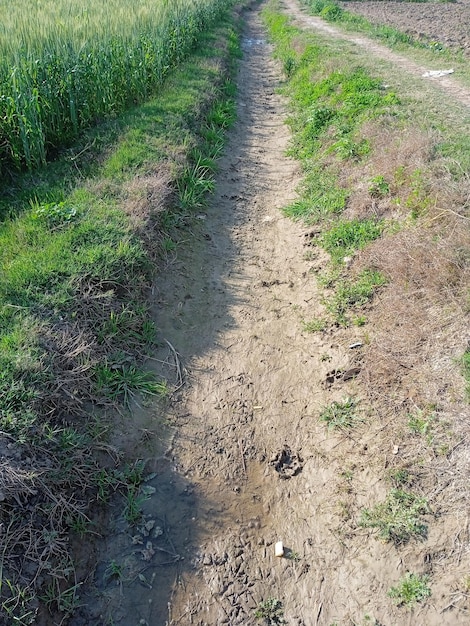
xmin=154 ymin=10 xmax=345 ymax=624
xmin=283 ymin=0 xmax=470 ymax=109
xmin=142 ymin=6 xmax=368 ymax=625
xmin=73 ymin=3 xmax=469 ymax=625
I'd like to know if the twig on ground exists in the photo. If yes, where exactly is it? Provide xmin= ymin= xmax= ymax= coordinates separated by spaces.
xmin=165 ymin=339 xmax=185 ymax=390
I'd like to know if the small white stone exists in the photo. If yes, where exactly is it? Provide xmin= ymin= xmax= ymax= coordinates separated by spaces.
xmin=275 ymin=541 xmax=284 ymax=557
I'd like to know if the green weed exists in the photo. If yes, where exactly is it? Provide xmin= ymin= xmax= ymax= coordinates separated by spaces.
xmin=324 ymin=269 xmax=387 ymax=325
xmin=123 ymin=485 xmax=147 ymax=525
xmin=302 ymin=318 xmax=327 ymax=332
xmin=352 ymin=315 xmax=367 ymax=327
xmin=332 ymin=136 xmax=370 ymax=161
xmin=368 ymin=175 xmax=390 ymax=198
xmin=119 ymin=460 xmax=146 ymax=487
xmin=285 ymin=549 xmax=301 ymax=562
xmin=320 ymin=218 xmax=383 ymax=264
xmin=67 ymin=512 xmax=90 ymax=538
xmin=117 ymin=461 xmax=148 ymax=525
xmin=404 ymin=169 xmax=432 ymax=218
xmin=254 ymin=597 xmax=286 ymax=625
xmin=104 ymin=560 xmax=124 ymax=583
xmin=320 ymin=397 xmax=357 ymax=430
xmin=317 ymin=267 xmax=341 ymax=288
xmin=161 ymin=237 xmax=177 ymax=253
xmin=93 ymin=468 xmax=119 ymax=503
xmin=284 ymin=168 xmax=348 ymax=223
xmin=1 ymin=581 xmax=37 ymax=626
xmin=30 ymin=200 xmax=78 ymax=228
xmin=388 ymin=573 xmax=431 ymax=607
xmin=94 ymin=362 xmax=168 ymax=407
xmin=319 ymin=2 xmax=344 ymax=22
xmin=41 ymin=580 xmax=81 ymax=617
xmin=408 ymin=408 xmax=436 ymax=440
xmin=178 ymin=156 xmax=216 ymax=211
xmin=387 ymin=468 xmax=413 ymax=488
xmin=360 ymin=490 xmax=428 ymax=544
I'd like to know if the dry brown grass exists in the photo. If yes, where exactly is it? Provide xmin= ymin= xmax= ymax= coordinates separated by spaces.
xmin=123 ymin=164 xmax=175 ymax=225
xmin=339 ymin=121 xmax=470 ymax=553
xmin=359 ymin=215 xmax=469 ymax=408
xmin=341 ymin=120 xmax=436 ymax=220
xmin=0 ymin=164 xmax=178 ymax=626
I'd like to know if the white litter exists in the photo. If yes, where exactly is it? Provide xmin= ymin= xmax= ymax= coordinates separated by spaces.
xmin=275 ymin=541 xmax=284 ymax=557
xmin=422 ymin=69 xmax=454 ymax=78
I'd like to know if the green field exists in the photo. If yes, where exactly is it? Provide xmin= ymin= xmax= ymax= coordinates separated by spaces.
xmin=0 ymin=0 xmax=228 ymax=172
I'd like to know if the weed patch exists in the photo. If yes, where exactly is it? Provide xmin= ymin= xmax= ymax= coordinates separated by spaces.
xmin=320 ymin=218 xmax=383 ymax=264
xmin=320 ymin=397 xmax=358 ymax=429
xmin=94 ymin=362 xmax=168 ymax=407
xmin=360 ymin=490 xmax=429 ymax=544
xmin=388 ymin=573 xmax=431 ymax=607
xmin=324 ymin=269 xmax=386 ymax=325
xmin=302 ymin=317 xmax=327 ymax=333
xmin=255 ymin=597 xmax=286 ymax=625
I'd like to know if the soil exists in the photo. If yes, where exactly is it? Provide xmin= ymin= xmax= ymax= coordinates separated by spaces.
xmin=71 ymin=2 xmax=470 ymax=625
xmin=284 ymin=0 xmax=470 ymax=108
xmin=340 ymin=0 xmax=470 ymax=57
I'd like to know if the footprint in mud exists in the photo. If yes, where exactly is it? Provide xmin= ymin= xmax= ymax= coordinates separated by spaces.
xmin=270 ymin=445 xmax=303 ymax=479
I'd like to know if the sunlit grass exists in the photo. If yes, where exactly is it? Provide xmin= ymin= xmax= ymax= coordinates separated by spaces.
xmin=0 ymin=0 xmax=231 ymax=172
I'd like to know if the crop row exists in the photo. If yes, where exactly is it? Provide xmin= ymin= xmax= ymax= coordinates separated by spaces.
xmin=0 ymin=0 xmax=232 ymax=174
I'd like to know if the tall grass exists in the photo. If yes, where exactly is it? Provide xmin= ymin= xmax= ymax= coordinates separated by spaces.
xmin=0 ymin=0 xmax=231 ymax=173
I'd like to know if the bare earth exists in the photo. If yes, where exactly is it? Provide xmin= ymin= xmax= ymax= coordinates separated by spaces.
xmin=72 ymin=2 xmax=470 ymax=625
xmin=340 ymin=0 xmax=470 ymax=56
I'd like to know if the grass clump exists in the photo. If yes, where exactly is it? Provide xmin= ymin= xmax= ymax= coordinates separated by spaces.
xmin=320 ymin=218 xmax=383 ymax=264
xmin=360 ymin=490 xmax=428 ymax=544
xmin=94 ymin=362 xmax=168 ymax=407
xmin=284 ymin=168 xmax=348 ymax=223
xmin=302 ymin=317 xmax=327 ymax=333
xmin=324 ymin=269 xmax=386 ymax=325
xmin=320 ymin=397 xmax=358 ymax=429
xmin=254 ymin=598 xmax=286 ymax=625
xmin=388 ymin=573 xmax=431 ymax=607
